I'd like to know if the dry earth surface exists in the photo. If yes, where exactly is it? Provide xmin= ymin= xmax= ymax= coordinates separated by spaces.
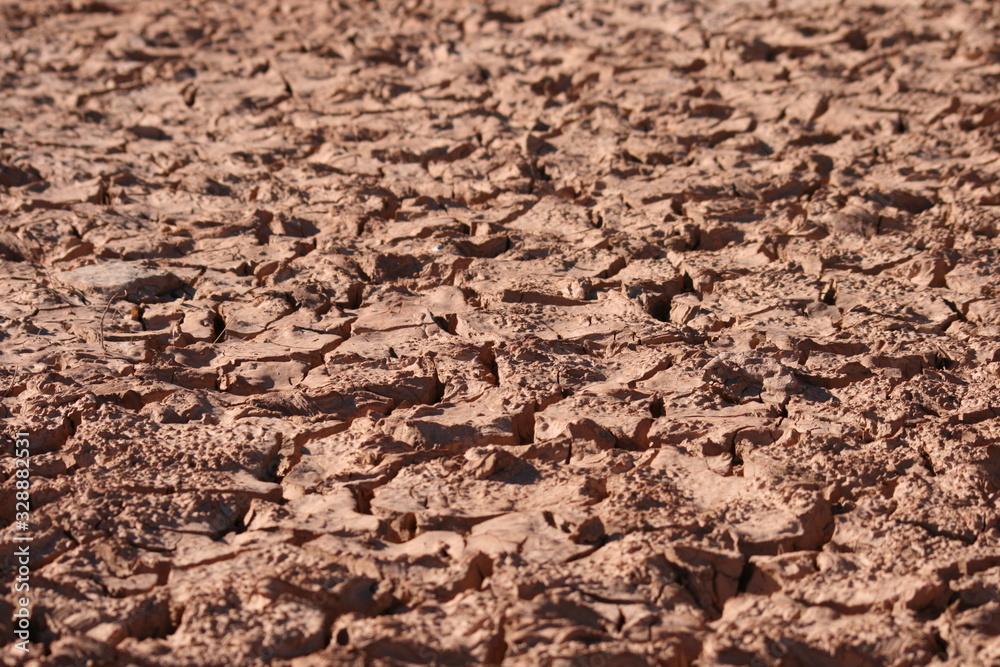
xmin=1 ymin=0 xmax=1000 ymax=665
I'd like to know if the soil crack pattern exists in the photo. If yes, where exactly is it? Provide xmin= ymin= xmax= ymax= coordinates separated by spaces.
xmin=1 ymin=1 xmax=1000 ymax=665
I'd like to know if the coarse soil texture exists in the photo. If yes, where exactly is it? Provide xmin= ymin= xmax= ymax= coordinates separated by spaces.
xmin=2 ymin=0 xmax=1000 ymax=665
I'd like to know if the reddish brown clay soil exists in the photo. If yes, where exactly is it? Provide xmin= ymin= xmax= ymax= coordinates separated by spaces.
xmin=2 ymin=0 xmax=1000 ymax=665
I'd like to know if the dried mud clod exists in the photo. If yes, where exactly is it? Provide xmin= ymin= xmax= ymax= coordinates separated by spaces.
xmin=2 ymin=0 xmax=1000 ymax=665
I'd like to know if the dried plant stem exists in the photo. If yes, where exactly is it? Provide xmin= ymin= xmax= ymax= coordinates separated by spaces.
xmin=99 ymin=290 xmax=126 ymax=358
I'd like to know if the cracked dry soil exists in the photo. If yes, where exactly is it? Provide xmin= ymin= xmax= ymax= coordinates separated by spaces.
xmin=2 ymin=0 xmax=1000 ymax=665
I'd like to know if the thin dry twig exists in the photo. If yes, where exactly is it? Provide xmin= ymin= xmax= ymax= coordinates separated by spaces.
xmin=212 ymin=311 xmax=228 ymax=345
xmin=99 ymin=290 xmax=127 ymax=358
xmin=0 ymin=369 xmax=21 ymax=419
xmin=1 ymin=370 xmax=19 ymax=399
